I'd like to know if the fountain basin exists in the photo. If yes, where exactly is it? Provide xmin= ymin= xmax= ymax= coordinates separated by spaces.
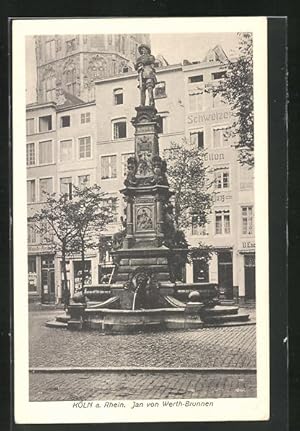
xmin=67 ymin=306 xmax=204 ymax=333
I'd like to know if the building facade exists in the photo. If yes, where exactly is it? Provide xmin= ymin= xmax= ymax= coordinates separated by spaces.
xmin=27 ymin=44 xmax=255 ymax=305
xmin=35 ymin=34 xmax=151 ymax=103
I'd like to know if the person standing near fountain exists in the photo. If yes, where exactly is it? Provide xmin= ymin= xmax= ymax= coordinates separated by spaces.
xmin=135 ymin=44 xmax=157 ymax=107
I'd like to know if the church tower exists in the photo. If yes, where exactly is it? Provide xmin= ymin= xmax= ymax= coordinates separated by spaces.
xmin=35 ymin=34 xmax=151 ymax=103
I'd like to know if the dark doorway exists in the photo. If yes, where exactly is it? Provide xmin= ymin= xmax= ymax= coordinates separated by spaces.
xmin=218 ymin=251 xmax=233 ymax=299
xmin=244 ymin=254 xmax=256 ymax=300
xmin=41 ymin=256 xmax=55 ymax=303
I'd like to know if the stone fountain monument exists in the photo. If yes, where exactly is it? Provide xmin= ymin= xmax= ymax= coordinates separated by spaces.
xmin=47 ymin=45 xmax=250 ymax=332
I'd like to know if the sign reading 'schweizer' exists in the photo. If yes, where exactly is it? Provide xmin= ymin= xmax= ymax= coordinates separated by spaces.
xmin=187 ymin=110 xmax=232 ymax=125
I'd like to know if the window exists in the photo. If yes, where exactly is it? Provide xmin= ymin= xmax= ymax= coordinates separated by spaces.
xmin=191 ymin=215 xmax=208 ymax=236
xmin=60 ymin=177 xmax=73 ymax=199
xmin=38 ymin=140 xmax=53 ymax=164
xmin=212 ymin=71 xmax=226 ymax=80
xmin=241 ymin=206 xmax=254 ymax=235
xmin=45 ymin=76 xmax=56 ymax=102
xmin=215 ymin=209 xmax=231 ymax=235
xmin=121 ymin=153 xmax=135 ymax=177
xmin=27 ymin=180 xmax=36 ymax=203
xmin=154 ymin=81 xmax=166 ymax=99
xmin=45 ymin=40 xmax=55 ymax=60
xmin=113 ymin=88 xmax=123 ymax=105
xmin=189 ymin=92 xmax=203 ymax=112
xmin=213 ymin=127 xmax=230 ymax=148
xmin=190 ymin=130 xmax=204 ymax=149
xmin=108 ymin=34 xmax=113 ymax=45
xmin=26 ymin=118 xmax=35 ymax=135
xmin=27 ymin=223 xmax=37 ymax=244
xmin=66 ymin=38 xmax=76 ymax=52
xmin=56 ymin=38 xmax=62 ymax=52
xmin=40 ymin=222 xmax=54 ymax=244
xmin=188 ymin=75 xmax=203 ymax=83
xmin=60 ymin=115 xmax=70 ymax=128
xmin=240 ymin=166 xmax=254 ymax=190
xmin=78 ymin=175 xmax=90 ymax=189
xmin=212 ymin=93 xmax=225 ymax=108
xmin=39 ymin=115 xmax=52 ymax=132
xmin=157 ymin=115 xmax=168 ymax=134
xmin=78 ymin=136 xmax=91 ymax=159
xmin=103 ymin=197 xmax=118 ymax=223
xmin=59 ymin=140 xmax=73 ymax=162
xmin=26 ymin=143 xmax=35 ymax=166
xmin=215 ymin=168 xmax=230 ymax=189
xmin=101 ymin=155 xmax=117 ymax=179
xmin=113 ymin=120 xmax=127 ymax=139
xmin=39 ymin=178 xmax=53 ymax=200
xmin=81 ymin=112 xmax=91 ymax=124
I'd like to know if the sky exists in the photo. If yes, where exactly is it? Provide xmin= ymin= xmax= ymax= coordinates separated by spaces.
xmin=25 ymin=33 xmax=239 ymax=104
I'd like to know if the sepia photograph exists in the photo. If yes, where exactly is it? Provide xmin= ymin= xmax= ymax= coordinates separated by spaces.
xmin=13 ymin=17 xmax=269 ymax=424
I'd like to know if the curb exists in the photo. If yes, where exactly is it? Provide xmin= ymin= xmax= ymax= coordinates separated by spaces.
xmin=29 ymin=367 xmax=256 ymax=374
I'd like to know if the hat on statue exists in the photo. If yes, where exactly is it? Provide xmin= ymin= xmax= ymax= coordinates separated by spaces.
xmin=138 ymin=44 xmax=151 ymax=55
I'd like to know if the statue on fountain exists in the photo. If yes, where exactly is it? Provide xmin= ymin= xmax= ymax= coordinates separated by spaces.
xmin=135 ymin=44 xmax=157 ymax=107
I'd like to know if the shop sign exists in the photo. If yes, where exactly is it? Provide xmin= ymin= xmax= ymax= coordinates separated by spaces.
xmin=187 ymin=110 xmax=231 ymax=126
xmin=241 ymin=240 xmax=255 ymax=249
xmin=213 ymin=194 xmax=232 ymax=203
xmin=204 ymin=152 xmax=225 ymax=162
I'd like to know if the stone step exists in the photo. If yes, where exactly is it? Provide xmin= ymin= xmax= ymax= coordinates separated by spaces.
xmin=203 ymin=306 xmax=239 ymax=316
xmin=202 ymin=313 xmax=250 ymax=324
xmin=56 ymin=315 xmax=70 ymax=323
xmin=45 ymin=320 xmax=68 ymax=329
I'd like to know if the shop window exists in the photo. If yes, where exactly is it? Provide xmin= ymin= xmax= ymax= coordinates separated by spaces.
xmin=212 ymin=71 xmax=226 ymax=80
xmin=39 ymin=115 xmax=52 ymax=132
xmin=27 ymin=179 xmax=36 ymax=203
xmin=101 ymin=155 xmax=117 ymax=180
xmin=193 ymin=259 xmax=209 ymax=283
xmin=60 ymin=177 xmax=73 ymax=199
xmin=60 ymin=115 xmax=70 ymax=128
xmin=215 ymin=167 xmax=230 ymax=189
xmin=39 ymin=177 xmax=53 ymax=200
xmin=113 ymin=88 xmax=123 ymax=105
xmin=241 ymin=206 xmax=254 ymax=235
xmin=188 ymin=75 xmax=203 ymax=83
xmin=38 ymin=140 xmax=53 ymax=164
xmin=190 ymin=130 xmax=204 ymax=149
xmin=26 ymin=143 xmax=35 ymax=166
xmin=154 ymin=81 xmax=166 ymax=99
xmin=78 ymin=136 xmax=91 ymax=159
xmin=113 ymin=120 xmax=127 ymax=139
xmin=59 ymin=139 xmax=73 ymax=162
xmin=28 ymin=256 xmax=37 ymax=293
xmin=74 ymin=261 xmax=92 ymax=292
xmin=26 ymin=118 xmax=35 ymax=135
xmin=121 ymin=153 xmax=135 ymax=177
xmin=81 ymin=112 xmax=91 ymax=124
xmin=213 ymin=127 xmax=230 ymax=148
xmin=78 ymin=174 xmax=90 ymax=189
xmin=215 ymin=209 xmax=231 ymax=235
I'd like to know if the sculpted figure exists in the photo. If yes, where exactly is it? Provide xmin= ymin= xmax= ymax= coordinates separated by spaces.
xmin=124 ymin=156 xmax=137 ymax=186
xmin=135 ymin=44 xmax=157 ymax=107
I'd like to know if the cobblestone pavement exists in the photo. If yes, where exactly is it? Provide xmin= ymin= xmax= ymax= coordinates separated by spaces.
xmin=29 ymin=312 xmax=256 ymax=369
xmin=29 ymin=371 xmax=256 ymax=401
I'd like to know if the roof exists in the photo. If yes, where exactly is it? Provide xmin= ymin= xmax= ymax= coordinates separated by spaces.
xmin=56 ymin=90 xmax=86 ymax=109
